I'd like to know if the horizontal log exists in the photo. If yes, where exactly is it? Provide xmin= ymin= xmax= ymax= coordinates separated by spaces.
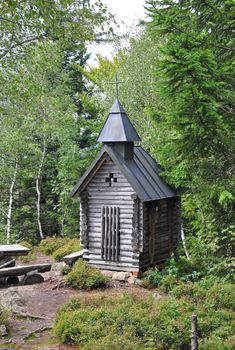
xmin=0 ymin=264 xmax=51 ymax=277
xmin=90 ymin=178 xmax=129 ymax=184
xmin=88 ymin=213 xmax=133 ymax=219
xmin=87 ymin=255 xmax=138 ymax=264
xmin=88 ymin=185 xmax=135 ymax=194
xmin=88 ymin=223 xmax=133 ymax=230
xmin=88 ymin=208 xmax=133 ymax=214
xmin=87 ymin=263 xmax=139 ymax=272
xmin=88 ymin=238 xmax=132 ymax=246
xmin=89 ymin=195 xmax=133 ymax=201
xmin=89 ymin=197 xmax=134 ymax=203
xmin=88 ymin=183 xmax=133 ymax=188
xmin=89 ymin=248 xmax=134 ymax=257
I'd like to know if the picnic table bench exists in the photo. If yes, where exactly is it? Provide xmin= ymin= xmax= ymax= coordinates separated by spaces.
xmin=0 ymin=244 xmax=51 ymax=286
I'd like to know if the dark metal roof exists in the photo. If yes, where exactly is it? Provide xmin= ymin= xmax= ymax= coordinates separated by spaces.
xmin=97 ymin=99 xmax=141 ymax=142
xmin=70 ymin=145 xmax=177 ymax=201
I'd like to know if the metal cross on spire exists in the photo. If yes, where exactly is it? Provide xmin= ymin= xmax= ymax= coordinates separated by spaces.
xmin=107 ymin=73 xmax=124 ymax=99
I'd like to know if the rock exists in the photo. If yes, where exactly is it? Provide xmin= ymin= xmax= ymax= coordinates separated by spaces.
xmin=135 ymin=278 xmax=142 ymax=286
xmin=101 ymin=270 xmax=115 ymax=278
xmin=51 ymin=262 xmax=66 ymax=276
xmin=112 ymin=271 xmax=130 ymax=281
xmin=0 ymin=287 xmax=27 ymax=312
xmin=153 ymin=292 xmax=162 ymax=301
xmin=127 ymin=276 xmax=136 ymax=285
xmin=0 ymin=324 xmax=8 ymax=337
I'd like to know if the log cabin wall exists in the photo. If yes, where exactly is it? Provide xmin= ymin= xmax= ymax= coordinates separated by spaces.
xmin=140 ymin=198 xmax=180 ymax=269
xmin=80 ymin=155 xmax=142 ymax=272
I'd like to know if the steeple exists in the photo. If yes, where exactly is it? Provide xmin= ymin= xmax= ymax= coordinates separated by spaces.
xmin=97 ymin=100 xmax=141 ymax=143
xmin=97 ymin=100 xmax=140 ymax=160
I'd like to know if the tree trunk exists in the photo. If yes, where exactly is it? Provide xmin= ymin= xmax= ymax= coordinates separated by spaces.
xmin=6 ymin=161 xmax=18 ymax=244
xmin=36 ymin=138 xmax=46 ymax=240
xmin=191 ymin=314 xmax=198 ymax=350
xmin=181 ymin=225 xmax=190 ymax=260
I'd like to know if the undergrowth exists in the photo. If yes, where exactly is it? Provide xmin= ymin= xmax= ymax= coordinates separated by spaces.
xmin=0 ymin=306 xmax=8 ymax=329
xmin=65 ymin=260 xmax=106 ymax=290
xmin=54 ymin=283 xmax=235 ymax=350
xmin=38 ymin=237 xmax=81 ymax=261
xmin=52 ymin=238 xmax=81 ymax=261
xmin=38 ymin=237 xmax=70 ymax=256
xmin=17 ymin=241 xmax=37 ymax=263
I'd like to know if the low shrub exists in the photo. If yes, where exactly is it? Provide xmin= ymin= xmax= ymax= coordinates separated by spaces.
xmin=19 ymin=241 xmax=33 ymax=250
xmin=65 ymin=260 xmax=106 ymax=290
xmin=141 ymin=267 xmax=163 ymax=288
xmin=61 ymin=264 xmax=71 ymax=275
xmin=52 ymin=238 xmax=81 ymax=261
xmin=142 ymin=256 xmax=203 ymax=291
xmin=38 ymin=237 xmax=70 ymax=256
xmin=54 ymin=283 xmax=235 ymax=350
xmin=17 ymin=241 xmax=37 ymax=263
xmin=0 ymin=306 xmax=8 ymax=328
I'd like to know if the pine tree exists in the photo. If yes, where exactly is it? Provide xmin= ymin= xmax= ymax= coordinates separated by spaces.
xmin=147 ymin=0 xmax=235 ymax=254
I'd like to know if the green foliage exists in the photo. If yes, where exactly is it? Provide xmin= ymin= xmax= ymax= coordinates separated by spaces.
xmin=0 ymin=0 xmax=112 ymax=244
xmin=146 ymin=0 xmax=235 ymax=249
xmin=65 ymin=260 xmax=106 ymax=289
xmin=19 ymin=241 xmax=33 ymax=250
xmin=38 ymin=237 xmax=70 ymax=256
xmin=16 ymin=241 xmax=37 ymax=263
xmin=54 ymin=284 xmax=235 ymax=350
xmin=61 ymin=265 xmax=72 ymax=275
xmin=0 ymin=306 xmax=8 ymax=329
xmin=52 ymin=238 xmax=81 ymax=262
xmin=142 ymin=255 xmax=199 ymax=290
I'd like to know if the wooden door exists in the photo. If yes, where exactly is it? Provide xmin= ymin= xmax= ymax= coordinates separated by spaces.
xmin=101 ymin=206 xmax=120 ymax=261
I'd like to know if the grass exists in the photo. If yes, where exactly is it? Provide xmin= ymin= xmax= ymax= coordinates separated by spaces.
xmin=54 ymin=281 xmax=235 ymax=350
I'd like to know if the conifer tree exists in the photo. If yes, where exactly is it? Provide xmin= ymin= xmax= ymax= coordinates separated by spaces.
xmin=147 ymin=0 xmax=235 ymax=254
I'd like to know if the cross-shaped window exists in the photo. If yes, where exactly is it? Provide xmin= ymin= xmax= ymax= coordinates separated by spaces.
xmin=105 ymin=173 xmax=117 ymax=187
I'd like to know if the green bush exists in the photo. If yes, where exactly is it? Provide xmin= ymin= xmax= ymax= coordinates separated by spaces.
xmin=17 ymin=240 xmax=37 ymax=262
xmin=19 ymin=240 xmax=33 ymax=250
xmin=54 ymin=283 xmax=235 ymax=350
xmin=52 ymin=238 xmax=81 ymax=261
xmin=142 ymin=267 xmax=163 ymax=288
xmin=61 ymin=264 xmax=71 ymax=275
xmin=65 ymin=260 xmax=106 ymax=290
xmin=38 ymin=237 xmax=70 ymax=256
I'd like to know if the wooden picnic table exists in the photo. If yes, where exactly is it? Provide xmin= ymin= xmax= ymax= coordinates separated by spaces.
xmin=0 ymin=244 xmax=51 ymax=285
xmin=0 ymin=244 xmax=30 ymax=258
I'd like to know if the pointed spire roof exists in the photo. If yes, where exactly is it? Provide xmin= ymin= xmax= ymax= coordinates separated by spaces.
xmin=97 ymin=99 xmax=141 ymax=142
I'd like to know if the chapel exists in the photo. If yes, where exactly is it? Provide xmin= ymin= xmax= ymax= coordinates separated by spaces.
xmin=70 ymin=100 xmax=180 ymax=273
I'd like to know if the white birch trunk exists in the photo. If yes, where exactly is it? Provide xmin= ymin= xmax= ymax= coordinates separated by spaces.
xmin=36 ymin=138 xmax=46 ymax=240
xmin=181 ymin=225 xmax=190 ymax=260
xmin=6 ymin=161 xmax=18 ymax=244
xmin=61 ymin=205 xmax=65 ymax=237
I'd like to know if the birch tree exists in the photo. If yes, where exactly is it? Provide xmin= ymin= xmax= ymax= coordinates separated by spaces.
xmin=6 ymin=161 xmax=18 ymax=244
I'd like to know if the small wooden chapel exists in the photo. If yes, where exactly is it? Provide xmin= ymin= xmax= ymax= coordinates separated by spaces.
xmin=70 ymin=100 xmax=181 ymax=273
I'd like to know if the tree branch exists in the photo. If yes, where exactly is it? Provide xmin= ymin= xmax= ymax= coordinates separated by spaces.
xmin=0 ymin=35 xmax=43 ymax=60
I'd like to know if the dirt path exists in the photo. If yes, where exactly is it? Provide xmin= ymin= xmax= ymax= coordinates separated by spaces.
xmin=0 ymin=253 xmax=80 ymax=350
xmin=0 ymin=255 xmax=154 ymax=350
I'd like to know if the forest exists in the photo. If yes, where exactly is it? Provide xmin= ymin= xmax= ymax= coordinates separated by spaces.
xmin=0 ymin=1 xmax=234 ymax=349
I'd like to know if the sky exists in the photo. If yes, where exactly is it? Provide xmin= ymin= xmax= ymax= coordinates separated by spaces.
xmin=89 ymin=0 xmax=147 ymax=66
